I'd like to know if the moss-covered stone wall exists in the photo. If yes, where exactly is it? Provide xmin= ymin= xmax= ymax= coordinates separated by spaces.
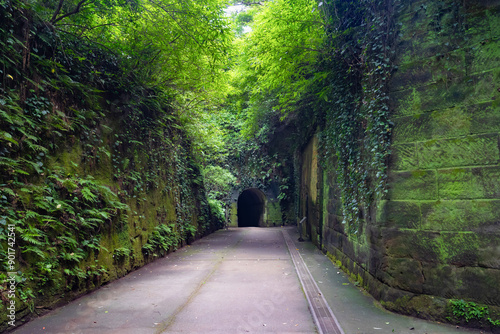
xmin=0 ymin=9 xmax=218 ymax=329
xmin=298 ymin=135 xmax=321 ymax=243
xmin=0 ymin=103 xmax=216 ymax=331
xmin=301 ymin=0 xmax=500 ymax=329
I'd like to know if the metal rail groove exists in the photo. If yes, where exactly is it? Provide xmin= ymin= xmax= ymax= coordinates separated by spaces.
xmin=282 ymin=229 xmax=345 ymax=334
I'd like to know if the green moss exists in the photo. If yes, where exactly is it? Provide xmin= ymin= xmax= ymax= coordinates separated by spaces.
xmin=437 ymin=168 xmax=475 ymax=199
xmin=468 ymin=39 xmax=500 ymax=74
xmin=417 ymin=134 xmax=499 ymax=169
xmin=470 ymin=101 xmax=500 ymax=134
xmin=421 ymin=200 xmax=500 ymax=231
xmin=391 ymin=143 xmax=419 ymax=170
xmin=376 ymin=200 xmax=421 ymax=229
xmin=389 ymin=170 xmax=437 ymax=200
xmin=399 ymin=88 xmax=422 ymax=116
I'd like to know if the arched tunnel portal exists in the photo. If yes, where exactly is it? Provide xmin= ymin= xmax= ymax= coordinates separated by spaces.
xmin=237 ymin=188 xmax=266 ymax=227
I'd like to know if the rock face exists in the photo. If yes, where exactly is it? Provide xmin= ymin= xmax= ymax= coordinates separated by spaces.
xmin=299 ymin=0 xmax=500 ymax=328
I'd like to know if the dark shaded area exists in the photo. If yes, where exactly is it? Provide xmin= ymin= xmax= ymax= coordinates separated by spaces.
xmin=237 ymin=188 xmax=265 ymax=227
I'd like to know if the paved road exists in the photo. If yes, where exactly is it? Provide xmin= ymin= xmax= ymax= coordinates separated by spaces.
xmin=13 ymin=227 xmax=485 ymax=334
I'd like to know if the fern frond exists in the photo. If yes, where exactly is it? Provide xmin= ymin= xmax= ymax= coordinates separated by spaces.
xmin=22 ymin=245 xmax=47 ymax=258
xmin=81 ymin=187 xmax=98 ymax=202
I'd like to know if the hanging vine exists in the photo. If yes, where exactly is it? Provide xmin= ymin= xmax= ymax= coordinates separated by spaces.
xmin=318 ymin=0 xmax=399 ymax=235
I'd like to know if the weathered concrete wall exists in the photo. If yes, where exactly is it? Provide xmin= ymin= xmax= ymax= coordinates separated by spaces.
xmin=301 ymin=0 xmax=500 ymax=327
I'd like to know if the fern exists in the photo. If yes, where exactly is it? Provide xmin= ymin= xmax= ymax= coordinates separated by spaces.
xmin=20 ymin=232 xmax=45 ymax=245
xmin=22 ymin=159 xmax=43 ymax=174
xmin=0 ymin=107 xmax=14 ymax=124
xmin=60 ymin=250 xmax=85 ymax=262
xmin=0 ymin=187 xmax=15 ymax=197
xmin=0 ymin=156 xmax=19 ymax=168
xmin=81 ymin=187 xmax=98 ymax=202
xmin=22 ymin=245 xmax=47 ymax=258
xmin=24 ymin=210 xmax=42 ymax=220
xmin=0 ymin=131 xmax=19 ymax=145
xmin=58 ymin=235 xmax=79 ymax=249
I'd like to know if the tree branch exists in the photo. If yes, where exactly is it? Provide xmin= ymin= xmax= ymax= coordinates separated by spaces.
xmin=51 ymin=0 xmax=95 ymax=24
xmin=50 ymin=0 xmax=66 ymax=23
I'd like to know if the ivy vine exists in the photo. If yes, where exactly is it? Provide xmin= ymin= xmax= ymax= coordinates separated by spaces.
xmin=318 ymin=0 xmax=398 ymax=235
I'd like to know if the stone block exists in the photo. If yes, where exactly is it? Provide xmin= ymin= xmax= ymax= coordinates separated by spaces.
xmin=421 ymin=199 xmax=500 ymax=231
xmin=383 ymin=229 xmax=483 ymax=265
xmin=468 ymin=39 xmax=500 ymax=75
xmin=466 ymin=68 xmax=500 ymax=105
xmin=388 ymin=170 xmax=437 ymax=200
xmin=429 ymin=107 xmax=472 ymax=138
xmin=417 ymin=134 xmax=499 ymax=169
xmin=384 ymin=257 xmax=424 ymax=293
xmin=437 ymin=168 xmax=477 ymax=199
xmin=421 ymin=263 xmax=458 ymax=298
xmin=432 ymin=232 xmax=479 ymax=266
xmin=382 ymin=229 xmax=433 ymax=261
xmin=390 ymin=78 xmax=474 ymax=116
xmin=341 ymin=233 xmax=355 ymax=260
xmin=392 ymin=113 xmax=433 ymax=143
xmin=390 ymin=59 xmax=434 ymax=92
xmin=327 ymin=229 xmax=345 ymax=250
xmin=420 ymin=231 xmax=478 ymax=265
xmin=396 ymin=12 xmax=462 ymax=64
xmin=477 ymin=232 xmax=500 ymax=269
xmin=393 ymin=106 xmax=472 ymax=143
xmin=455 ymin=267 xmax=500 ymax=305
xmin=391 ymin=68 xmax=500 ymax=117
xmin=389 ymin=88 xmax=424 ymax=117
xmin=470 ymin=101 xmax=500 ymax=134
xmin=464 ymin=1 xmax=500 ymax=14
xmin=463 ymin=9 xmax=495 ymax=45
xmin=377 ymin=200 xmax=421 ymax=229
xmin=390 ymin=143 xmax=418 ymax=170
xmin=471 ymin=166 xmax=500 ymax=199
xmin=489 ymin=5 xmax=500 ymax=39
xmin=327 ymin=198 xmax=343 ymax=216
xmin=432 ymin=51 xmax=467 ymax=83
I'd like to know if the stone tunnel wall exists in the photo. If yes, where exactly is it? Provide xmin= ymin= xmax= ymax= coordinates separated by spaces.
xmin=302 ymin=0 xmax=500 ymax=325
xmin=228 ymin=188 xmax=282 ymax=227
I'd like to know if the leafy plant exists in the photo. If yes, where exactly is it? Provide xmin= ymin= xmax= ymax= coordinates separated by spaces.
xmin=449 ymin=299 xmax=490 ymax=323
xmin=142 ymin=224 xmax=180 ymax=257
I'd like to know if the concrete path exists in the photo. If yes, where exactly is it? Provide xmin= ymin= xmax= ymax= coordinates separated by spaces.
xmin=13 ymin=227 xmax=486 ymax=334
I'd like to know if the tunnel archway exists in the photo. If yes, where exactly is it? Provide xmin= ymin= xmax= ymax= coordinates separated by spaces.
xmin=237 ymin=188 xmax=266 ymax=227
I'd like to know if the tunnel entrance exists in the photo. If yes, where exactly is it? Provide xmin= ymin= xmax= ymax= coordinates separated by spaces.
xmin=237 ymin=188 xmax=266 ymax=227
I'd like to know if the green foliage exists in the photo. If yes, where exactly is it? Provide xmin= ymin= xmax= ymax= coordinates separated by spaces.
xmin=241 ymin=0 xmax=324 ymax=113
xmin=315 ymin=0 xmax=397 ymax=235
xmin=113 ymin=247 xmax=131 ymax=261
xmin=208 ymin=198 xmax=225 ymax=223
xmin=222 ymin=0 xmax=398 ymax=234
xmin=203 ymin=165 xmax=237 ymax=198
xmin=448 ymin=299 xmax=499 ymax=326
xmin=142 ymin=224 xmax=180 ymax=257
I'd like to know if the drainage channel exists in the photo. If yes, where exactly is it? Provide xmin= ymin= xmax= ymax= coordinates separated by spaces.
xmin=282 ymin=229 xmax=345 ymax=334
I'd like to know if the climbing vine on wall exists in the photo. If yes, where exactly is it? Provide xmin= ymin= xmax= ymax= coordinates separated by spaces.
xmin=318 ymin=0 xmax=398 ymax=235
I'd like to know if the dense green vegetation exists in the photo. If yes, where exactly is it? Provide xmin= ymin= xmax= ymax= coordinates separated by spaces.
xmin=222 ymin=0 xmax=396 ymax=232
xmin=0 ymin=0 xmax=413 ymax=328
xmin=0 ymin=0 xmax=234 ymax=326
xmin=2 ymin=0 xmax=500 ymax=331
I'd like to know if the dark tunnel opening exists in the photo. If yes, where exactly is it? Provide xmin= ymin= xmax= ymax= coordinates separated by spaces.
xmin=237 ymin=188 xmax=265 ymax=227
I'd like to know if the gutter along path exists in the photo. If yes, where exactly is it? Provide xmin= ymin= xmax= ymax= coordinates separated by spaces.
xmin=13 ymin=227 xmax=484 ymax=334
